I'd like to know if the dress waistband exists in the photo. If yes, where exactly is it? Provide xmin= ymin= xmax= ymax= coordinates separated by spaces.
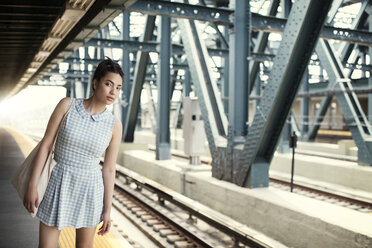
xmin=54 ymin=152 xmax=100 ymax=168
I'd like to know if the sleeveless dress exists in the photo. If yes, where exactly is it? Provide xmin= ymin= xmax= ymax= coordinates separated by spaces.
xmin=36 ymin=98 xmax=115 ymax=230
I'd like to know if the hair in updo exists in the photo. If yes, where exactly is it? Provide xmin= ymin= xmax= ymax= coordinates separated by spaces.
xmin=92 ymin=57 xmax=124 ymax=91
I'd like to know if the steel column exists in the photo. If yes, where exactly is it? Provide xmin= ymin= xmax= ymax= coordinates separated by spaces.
xmin=156 ymin=15 xmax=171 ymax=160
xmin=124 ymin=15 xmax=156 ymax=142
xmin=370 ymin=8 xmax=372 ymax=123
xmin=228 ymin=0 xmax=250 ymax=139
xmin=122 ymin=11 xmax=131 ymax=140
xmin=300 ymin=70 xmax=309 ymax=134
xmin=183 ymin=69 xmax=191 ymax=97
xmin=222 ymin=26 xmax=229 ymax=114
xmin=236 ymin=0 xmax=332 ymax=187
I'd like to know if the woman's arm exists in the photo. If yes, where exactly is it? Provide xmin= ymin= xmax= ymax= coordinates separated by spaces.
xmin=24 ymin=97 xmax=71 ymax=214
xmin=99 ymin=117 xmax=122 ymax=235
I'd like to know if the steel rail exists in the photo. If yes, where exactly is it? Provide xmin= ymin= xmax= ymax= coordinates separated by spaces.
xmin=108 ymin=161 xmax=273 ymax=248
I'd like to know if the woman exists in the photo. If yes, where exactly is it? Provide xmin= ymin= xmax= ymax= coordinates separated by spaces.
xmin=23 ymin=57 xmax=124 ymax=248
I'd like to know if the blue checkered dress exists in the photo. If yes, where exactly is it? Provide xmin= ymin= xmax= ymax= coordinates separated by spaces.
xmin=36 ymin=98 xmax=115 ymax=230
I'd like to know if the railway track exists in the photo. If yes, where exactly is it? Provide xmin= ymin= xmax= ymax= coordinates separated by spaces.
xmin=30 ymin=133 xmax=280 ymax=247
xmin=148 ymin=147 xmax=372 ymax=214
xmin=111 ymin=164 xmax=279 ymax=248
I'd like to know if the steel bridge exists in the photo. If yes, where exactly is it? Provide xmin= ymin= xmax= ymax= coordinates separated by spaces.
xmin=1 ymin=0 xmax=372 ymax=188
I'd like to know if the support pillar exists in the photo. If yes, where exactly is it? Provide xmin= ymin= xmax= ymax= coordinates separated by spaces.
xmin=301 ymin=70 xmax=309 ymax=134
xmin=156 ymin=15 xmax=171 ymax=160
xmin=183 ymin=69 xmax=191 ymax=97
xmin=222 ymin=26 xmax=229 ymax=115
xmin=122 ymin=11 xmax=131 ymax=140
xmin=369 ymin=13 xmax=372 ymax=122
xmin=123 ymin=15 xmax=156 ymax=142
xmin=228 ymin=0 xmax=250 ymax=140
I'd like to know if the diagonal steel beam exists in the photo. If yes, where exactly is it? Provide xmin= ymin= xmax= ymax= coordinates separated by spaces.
xmin=177 ymin=11 xmax=228 ymax=157
xmin=249 ymin=0 xmax=280 ymax=94
xmin=110 ymin=0 xmax=372 ymax=46
xmin=123 ymin=15 xmax=156 ymax=142
xmin=236 ymin=0 xmax=332 ymax=187
xmin=305 ymin=0 xmax=368 ymax=141
xmin=314 ymin=39 xmax=372 ymax=165
xmin=109 ymin=0 xmax=232 ymax=25
xmin=339 ymin=0 xmax=370 ymax=63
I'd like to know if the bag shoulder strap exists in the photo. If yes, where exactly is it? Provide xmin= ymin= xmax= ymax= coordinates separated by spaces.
xmin=52 ymin=98 xmax=76 ymax=149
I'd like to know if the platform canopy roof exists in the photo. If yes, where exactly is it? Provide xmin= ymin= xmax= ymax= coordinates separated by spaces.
xmin=0 ymin=0 xmax=138 ymax=100
xmin=0 ymin=0 xmax=364 ymax=101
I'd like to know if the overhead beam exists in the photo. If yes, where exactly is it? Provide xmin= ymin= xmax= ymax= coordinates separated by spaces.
xmin=249 ymin=0 xmax=280 ymax=93
xmin=177 ymin=9 xmax=228 ymax=159
xmin=124 ymin=15 xmax=156 ymax=142
xmin=156 ymin=14 xmax=171 ymax=160
xmin=109 ymin=1 xmax=372 ymax=47
xmin=108 ymin=0 xmax=232 ymax=25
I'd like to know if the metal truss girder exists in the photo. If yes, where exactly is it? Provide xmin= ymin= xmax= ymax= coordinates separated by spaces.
xmin=109 ymin=0 xmax=233 ymax=25
xmin=58 ymin=57 xmax=103 ymax=64
xmin=248 ymin=52 xmax=372 ymax=71
xmin=252 ymin=13 xmax=372 ymax=46
xmin=228 ymin=0 xmax=250 ymax=138
xmin=85 ymin=38 xmax=161 ymax=53
xmin=313 ymin=39 xmax=372 ymax=165
xmin=305 ymin=0 xmax=370 ymax=142
xmin=122 ymin=11 xmax=131 ymax=141
xmin=339 ymin=0 xmax=370 ymax=62
xmin=236 ymin=0 xmax=332 ymax=187
xmin=156 ymin=15 xmax=171 ymax=160
xmin=109 ymin=1 xmax=371 ymax=47
xmin=85 ymin=38 xmax=228 ymax=57
xmin=144 ymin=82 xmax=157 ymax=133
xmin=249 ymin=0 xmax=280 ymax=93
xmin=177 ymin=17 xmax=228 ymax=156
xmin=305 ymin=94 xmax=333 ymax=141
xmin=124 ymin=15 xmax=156 ymax=142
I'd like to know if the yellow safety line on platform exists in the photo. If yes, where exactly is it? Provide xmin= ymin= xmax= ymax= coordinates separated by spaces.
xmin=59 ymin=225 xmax=123 ymax=248
xmin=318 ymin=129 xmax=352 ymax=136
xmin=2 ymin=126 xmax=36 ymax=157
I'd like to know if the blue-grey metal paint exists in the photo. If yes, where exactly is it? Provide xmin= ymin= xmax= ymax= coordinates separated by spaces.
xmin=156 ymin=15 xmax=171 ymax=160
xmin=300 ymin=70 xmax=309 ymax=134
xmin=123 ymin=16 xmax=156 ymax=142
xmin=122 ymin=11 xmax=131 ymax=141
xmin=369 ymin=11 xmax=372 ymax=123
xmin=249 ymin=0 xmax=280 ymax=93
xmin=183 ymin=69 xmax=191 ymax=97
xmin=222 ymin=26 xmax=229 ymax=115
xmin=237 ymin=0 xmax=332 ymax=187
xmin=228 ymin=0 xmax=250 ymax=139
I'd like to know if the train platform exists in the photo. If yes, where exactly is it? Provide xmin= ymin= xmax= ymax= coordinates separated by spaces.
xmin=3 ymin=125 xmax=372 ymax=247
xmin=122 ymin=130 xmax=372 ymax=248
xmin=0 ymin=127 xmax=132 ymax=248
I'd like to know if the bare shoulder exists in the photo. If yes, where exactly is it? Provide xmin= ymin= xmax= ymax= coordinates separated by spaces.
xmin=113 ymin=116 xmax=123 ymax=135
xmin=55 ymin=97 xmax=72 ymax=114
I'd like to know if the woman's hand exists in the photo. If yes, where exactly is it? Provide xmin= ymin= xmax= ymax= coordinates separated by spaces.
xmin=98 ymin=211 xmax=111 ymax=235
xmin=23 ymin=185 xmax=38 ymax=214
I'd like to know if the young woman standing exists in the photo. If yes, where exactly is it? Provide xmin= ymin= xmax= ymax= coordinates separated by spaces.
xmin=23 ymin=58 xmax=124 ymax=248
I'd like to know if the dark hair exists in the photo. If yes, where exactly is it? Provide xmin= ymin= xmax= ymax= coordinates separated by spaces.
xmin=92 ymin=57 xmax=124 ymax=91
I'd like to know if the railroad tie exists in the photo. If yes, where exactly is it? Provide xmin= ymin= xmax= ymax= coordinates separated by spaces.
xmin=153 ymin=224 xmax=168 ymax=232
xmin=159 ymin=229 xmax=177 ymax=237
xmin=174 ymin=240 xmax=195 ymax=248
xmin=166 ymin=234 xmax=185 ymax=244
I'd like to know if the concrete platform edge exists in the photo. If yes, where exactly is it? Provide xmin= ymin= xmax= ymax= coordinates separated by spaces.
xmin=122 ymin=150 xmax=372 ymax=248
